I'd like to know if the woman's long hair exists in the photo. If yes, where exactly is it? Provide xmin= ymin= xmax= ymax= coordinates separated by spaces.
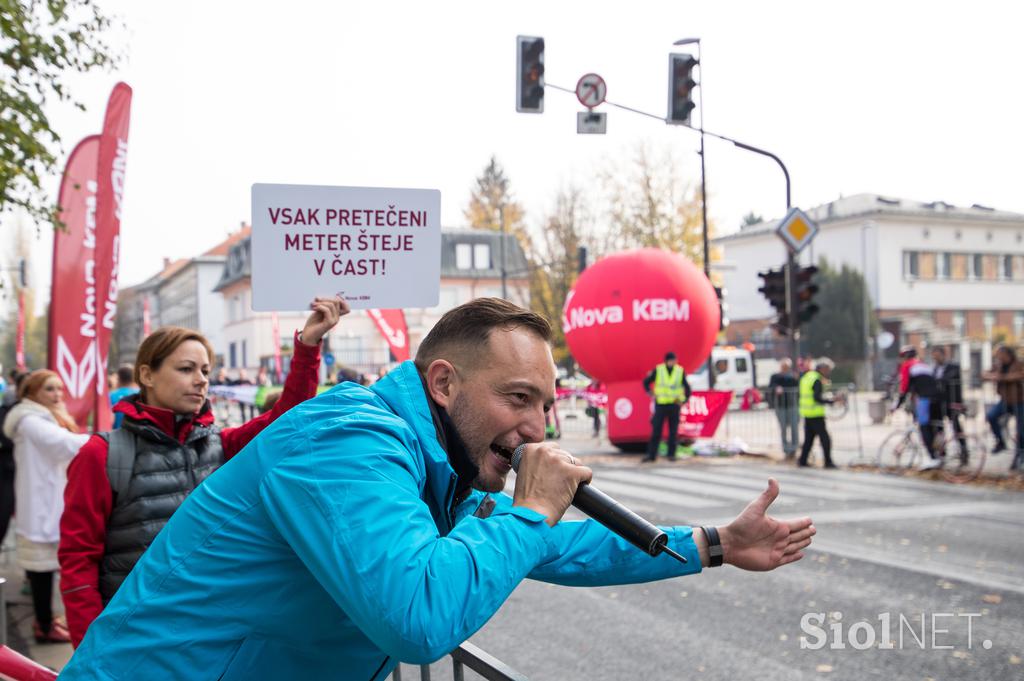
xmin=18 ymin=370 xmax=79 ymax=433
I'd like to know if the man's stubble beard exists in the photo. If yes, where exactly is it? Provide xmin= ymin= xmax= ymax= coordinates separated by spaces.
xmin=448 ymin=390 xmax=503 ymax=493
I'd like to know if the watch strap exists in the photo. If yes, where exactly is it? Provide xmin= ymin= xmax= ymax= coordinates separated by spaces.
xmin=702 ymin=526 xmax=724 ymax=567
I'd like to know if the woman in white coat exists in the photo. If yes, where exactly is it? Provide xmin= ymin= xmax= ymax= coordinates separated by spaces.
xmin=2 ymin=370 xmax=88 ymax=643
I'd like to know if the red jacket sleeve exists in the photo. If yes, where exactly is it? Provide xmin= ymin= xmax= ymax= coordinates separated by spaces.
xmin=219 ymin=331 xmax=321 ymax=458
xmin=59 ymin=434 xmax=112 ymax=648
xmin=898 ymin=361 xmax=912 ymax=394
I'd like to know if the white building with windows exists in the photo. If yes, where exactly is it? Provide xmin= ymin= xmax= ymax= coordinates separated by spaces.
xmin=713 ymin=194 xmax=1024 ymax=383
xmin=114 ymin=227 xmax=249 ymax=365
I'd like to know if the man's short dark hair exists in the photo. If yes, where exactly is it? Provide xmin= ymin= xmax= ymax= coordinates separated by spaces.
xmin=665 ymin=352 xmax=677 ymax=362
xmin=117 ymin=364 xmax=135 ymax=386
xmin=415 ymin=297 xmax=552 ymax=372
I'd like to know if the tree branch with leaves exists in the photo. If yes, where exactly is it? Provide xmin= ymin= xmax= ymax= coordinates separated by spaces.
xmin=1 ymin=0 xmax=119 ymax=227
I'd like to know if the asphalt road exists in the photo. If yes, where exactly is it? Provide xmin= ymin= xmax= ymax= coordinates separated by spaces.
xmin=406 ymin=452 xmax=1024 ymax=681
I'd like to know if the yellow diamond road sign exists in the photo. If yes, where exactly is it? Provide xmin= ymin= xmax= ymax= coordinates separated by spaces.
xmin=776 ymin=207 xmax=819 ymax=253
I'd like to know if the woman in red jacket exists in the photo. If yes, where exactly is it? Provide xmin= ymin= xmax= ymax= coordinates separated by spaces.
xmin=59 ymin=296 xmax=347 ymax=647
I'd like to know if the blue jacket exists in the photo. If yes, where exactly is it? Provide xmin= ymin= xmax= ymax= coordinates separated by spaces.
xmin=60 ymin=362 xmax=702 ymax=680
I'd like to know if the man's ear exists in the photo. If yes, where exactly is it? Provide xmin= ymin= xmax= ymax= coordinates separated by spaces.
xmin=425 ymin=360 xmax=458 ymax=409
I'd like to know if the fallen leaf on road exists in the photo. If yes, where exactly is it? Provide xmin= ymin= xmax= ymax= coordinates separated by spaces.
xmin=952 ymin=650 xmax=969 ymax=660
xmin=815 ymin=664 xmax=833 ymax=673
xmin=679 ymin=591 xmax=688 ymax=598
xmin=779 ymin=633 xmax=788 ymax=641
xmin=900 ymin=538 xmax=911 ymax=545
xmin=937 ymin=580 xmax=955 ymax=590
xmin=1009 ymin=654 xmax=1021 ymax=664
xmin=937 ymin=545 xmax=948 ymax=552
xmin=982 ymin=594 xmax=1002 ymax=604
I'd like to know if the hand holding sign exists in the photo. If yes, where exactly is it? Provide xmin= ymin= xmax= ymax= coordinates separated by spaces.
xmin=299 ymin=296 xmax=350 ymax=346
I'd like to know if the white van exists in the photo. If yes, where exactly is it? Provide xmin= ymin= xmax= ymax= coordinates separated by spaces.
xmin=687 ymin=347 xmax=755 ymax=395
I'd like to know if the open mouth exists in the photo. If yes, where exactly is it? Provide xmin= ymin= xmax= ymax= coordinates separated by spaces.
xmin=490 ymin=443 xmax=515 ymax=465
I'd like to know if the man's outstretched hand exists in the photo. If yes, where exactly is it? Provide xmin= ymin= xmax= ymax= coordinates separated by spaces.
xmin=718 ymin=478 xmax=815 ymax=571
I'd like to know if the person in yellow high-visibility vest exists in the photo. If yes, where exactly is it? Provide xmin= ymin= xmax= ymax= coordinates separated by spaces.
xmin=797 ymin=358 xmax=842 ymax=469
xmin=642 ymin=352 xmax=691 ymax=462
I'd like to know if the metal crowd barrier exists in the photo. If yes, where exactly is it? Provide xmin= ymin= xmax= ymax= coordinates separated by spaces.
xmin=391 ymin=642 xmax=528 ymax=681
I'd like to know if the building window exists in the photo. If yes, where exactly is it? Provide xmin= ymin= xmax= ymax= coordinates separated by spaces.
xmin=229 ymin=342 xmax=237 ymax=369
xmin=455 ymin=243 xmax=472 ymax=270
xmin=952 ymin=311 xmax=965 ymax=337
xmin=918 ymin=252 xmax=936 ymax=279
xmin=982 ymin=254 xmax=998 ymax=281
xmin=1002 ymin=255 xmax=1013 ymax=281
xmin=936 ymin=253 xmax=951 ymax=279
xmin=903 ymin=251 xmax=919 ymax=279
xmin=1015 ymin=311 xmax=1024 ymax=339
xmin=983 ymin=311 xmax=995 ymax=337
xmin=473 ymin=244 xmax=491 ymax=270
xmin=969 ymin=254 xmax=983 ymax=280
xmin=242 ymin=339 xmax=248 ymax=368
xmin=950 ymin=253 xmax=968 ymax=280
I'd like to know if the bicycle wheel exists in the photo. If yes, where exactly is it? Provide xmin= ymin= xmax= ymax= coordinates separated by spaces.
xmin=877 ymin=430 xmax=920 ymax=473
xmin=826 ymin=400 xmax=849 ymax=420
xmin=940 ymin=433 xmax=987 ymax=483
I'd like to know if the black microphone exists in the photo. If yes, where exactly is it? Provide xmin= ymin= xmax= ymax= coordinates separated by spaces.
xmin=511 ymin=445 xmax=687 ymax=564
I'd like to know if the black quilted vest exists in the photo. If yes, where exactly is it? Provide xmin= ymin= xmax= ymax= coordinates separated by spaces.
xmin=99 ymin=412 xmax=225 ymax=603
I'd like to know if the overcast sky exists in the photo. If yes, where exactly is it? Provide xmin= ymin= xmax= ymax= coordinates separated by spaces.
xmin=6 ymin=0 xmax=1022 ymax=296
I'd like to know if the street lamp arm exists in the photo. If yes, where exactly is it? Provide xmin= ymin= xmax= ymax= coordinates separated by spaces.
xmin=725 ymin=138 xmax=792 ymax=211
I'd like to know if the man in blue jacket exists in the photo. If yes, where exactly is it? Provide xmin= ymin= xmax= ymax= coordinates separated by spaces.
xmin=61 ymin=298 xmax=815 ymax=680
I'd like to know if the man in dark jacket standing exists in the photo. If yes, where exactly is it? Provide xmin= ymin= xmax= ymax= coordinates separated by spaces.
xmin=768 ymin=358 xmax=800 ymax=459
xmin=984 ymin=345 xmax=1024 ymax=469
xmin=931 ymin=346 xmax=968 ymax=464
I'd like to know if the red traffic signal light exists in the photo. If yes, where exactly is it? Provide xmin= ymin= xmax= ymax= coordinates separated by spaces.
xmin=667 ymin=53 xmax=699 ymax=125
xmin=795 ymin=265 xmax=820 ymax=324
xmin=516 ymin=36 xmax=545 ymax=113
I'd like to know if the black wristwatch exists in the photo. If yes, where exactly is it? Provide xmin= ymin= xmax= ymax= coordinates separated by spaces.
xmin=702 ymin=526 xmax=724 ymax=567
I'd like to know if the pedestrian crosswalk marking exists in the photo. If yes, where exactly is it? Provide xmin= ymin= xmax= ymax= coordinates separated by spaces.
xmin=651 ymin=468 xmax=865 ymax=502
xmin=598 ymin=470 xmax=800 ymax=506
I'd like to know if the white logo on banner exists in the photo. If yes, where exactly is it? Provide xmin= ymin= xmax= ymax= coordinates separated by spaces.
xmin=56 ymin=335 xmax=97 ymax=399
xmin=681 ymin=395 xmax=708 ymax=416
xmin=613 ymin=397 xmax=633 ymax=420
xmin=367 ymin=309 xmax=407 ymax=348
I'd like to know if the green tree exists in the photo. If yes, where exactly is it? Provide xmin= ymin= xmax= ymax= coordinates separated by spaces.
xmin=741 ymin=211 xmax=763 ymax=228
xmin=1 ymin=0 xmax=118 ymax=227
xmin=463 ymin=155 xmax=527 ymax=243
xmin=800 ymin=258 xmax=877 ymax=361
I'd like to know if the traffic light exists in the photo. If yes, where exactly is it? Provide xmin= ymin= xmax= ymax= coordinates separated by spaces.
xmin=18 ymin=258 xmax=26 ymax=288
xmin=577 ymin=246 xmax=588 ymax=274
xmin=795 ymin=265 xmax=820 ymax=325
xmin=667 ymin=53 xmax=699 ymax=125
xmin=516 ymin=36 xmax=545 ymax=113
xmin=714 ymin=286 xmax=729 ymax=331
xmin=758 ymin=267 xmax=790 ymax=335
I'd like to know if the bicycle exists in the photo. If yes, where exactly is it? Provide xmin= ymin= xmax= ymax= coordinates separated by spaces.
xmin=875 ymin=411 xmax=986 ymax=482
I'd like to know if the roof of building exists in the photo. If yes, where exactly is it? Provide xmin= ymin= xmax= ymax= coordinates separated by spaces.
xmin=203 ymin=224 xmax=251 ymax=257
xmin=713 ymin=193 xmax=1024 ymax=244
xmin=440 ymin=229 xmax=530 ymax=278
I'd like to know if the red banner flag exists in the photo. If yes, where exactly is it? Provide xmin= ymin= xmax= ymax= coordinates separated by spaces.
xmin=15 ymin=290 xmax=26 ymax=371
xmin=49 ymin=135 xmax=101 ymax=428
xmin=142 ymin=296 xmax=151 ymax=337
xmin=92 ymin=82 xmax=132 ymax=431
xmin=367 ymin=309 xmax=410 ymax=363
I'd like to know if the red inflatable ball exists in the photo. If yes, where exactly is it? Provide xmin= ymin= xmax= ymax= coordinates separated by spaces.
xmin=562 ymin=248 xmax=719 ymax=382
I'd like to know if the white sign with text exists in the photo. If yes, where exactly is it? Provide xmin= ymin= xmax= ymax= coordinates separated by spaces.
xmin=251 ymin=183 xmax=441 ymax=310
